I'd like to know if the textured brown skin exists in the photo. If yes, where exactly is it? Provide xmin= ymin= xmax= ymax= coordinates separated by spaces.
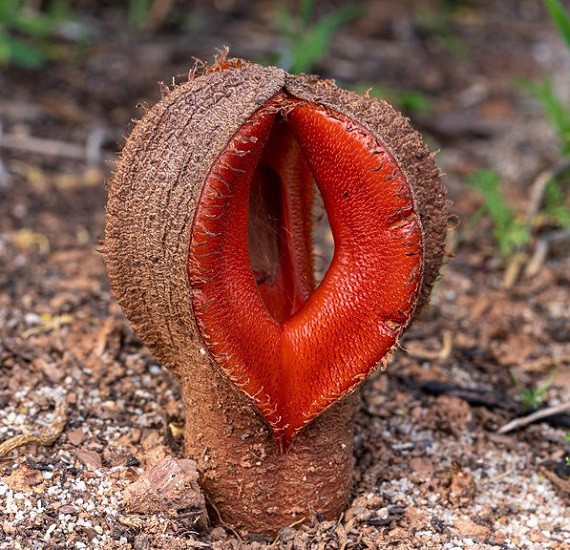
xmin=105 ymin=60 xmax=446 ymax=534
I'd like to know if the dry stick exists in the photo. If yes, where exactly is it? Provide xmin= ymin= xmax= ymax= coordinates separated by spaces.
xmin=502 ymin=155 xmax=570 ymax=287
xmin=0 ymin=125 xmax=112 ymax=165
xmin=525 ymin=227 xmax=570 ymax=277
xmin=392 ymin=374 xmax=513 ymax=411
xmin=0 ymin=396 xmax=67 ymax=458
xmin=394 ymin=374 xmax=570 ymax=429
xmin=501 ymin=252 xmax=528 ymax=289
xmin=497 ymin=401 xmax=570 ymax=434
xmin=204 ymin=494 xmax=243 ymax=542
xmin=0 ymin=132 xmax=86 ymax=160
xmin=526 ymin=156 xmax=570 ymax=224
xmin=521 ymin=156 xmax=570 ymax=279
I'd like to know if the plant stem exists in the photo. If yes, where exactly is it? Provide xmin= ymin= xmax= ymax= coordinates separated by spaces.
xmin=180 ymin=355 xmax=356 ymax=533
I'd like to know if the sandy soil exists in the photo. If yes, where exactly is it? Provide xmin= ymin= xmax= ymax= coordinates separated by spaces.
xmin=0 ymin=1 xmax=569 ymax=548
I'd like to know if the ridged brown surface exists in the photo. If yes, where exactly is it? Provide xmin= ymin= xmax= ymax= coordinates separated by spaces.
xmin=105 ymin=59 xmax=447 ymax=534
xmin=182 ymin=370 xmax=356 ymax=533
xmin=106 ymin=64 xmax=286 ymax=374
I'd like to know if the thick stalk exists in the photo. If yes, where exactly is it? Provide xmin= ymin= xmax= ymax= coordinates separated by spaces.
xmin=179 ymin=356 xmax=357 ymax=534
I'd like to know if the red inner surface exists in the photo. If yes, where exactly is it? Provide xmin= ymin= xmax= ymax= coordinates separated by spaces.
xmin=189 ymin=95 xmax=423 ymax=448
xmin=248 ymin=122 xmax=315 ymax=322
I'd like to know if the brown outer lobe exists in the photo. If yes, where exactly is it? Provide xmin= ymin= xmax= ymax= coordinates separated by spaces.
xmin=104 ymin=64 xmax=356 ymax=533
xmin=105 ymin=64 xmax=286 ymax=373
xmin=285 ymin=74 xmax=447 ymax=313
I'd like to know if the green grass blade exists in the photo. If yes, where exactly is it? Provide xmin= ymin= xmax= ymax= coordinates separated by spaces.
xmin=466 ymin=170 xmax=531 ymax=257
xmin=299 ymin=0 xmax=315 ymax=25
xmin=545 ymin=0 xmax=570 ymax=49
xmin=524 ymin=77 xmax=570 ymax=155
xmin=290 ymin=5 xmax=360 ymax=74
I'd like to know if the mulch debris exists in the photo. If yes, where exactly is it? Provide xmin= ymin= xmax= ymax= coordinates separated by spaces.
xmin=1 ymin=1 xmax=569 ymax=548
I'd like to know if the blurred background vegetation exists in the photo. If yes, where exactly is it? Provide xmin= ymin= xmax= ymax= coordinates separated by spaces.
xmin=2 ymin=0 xmax=569 ymax=267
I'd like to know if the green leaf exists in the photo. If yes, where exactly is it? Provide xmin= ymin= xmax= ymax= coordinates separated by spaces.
xmin=544 ymin=180 xmax=570 ymax=227
xmin=466 ymin=170 xmax=531 ymax=257
xmin=299 ymin=0 xmax=315 ymax=25
xmin=0 ymin=32 xmax=11 ymax=65
xmin=288 ymin=5 xmax=360 ymax=74
xmin=10 ymin=13 xmax=57 ymax=37
xmin=128 ymin=0 xmax=152 ymax=30
xmin=545 ymin=0 xmax=570 ymax=49
xmin=4 ymin=36 xmax=45 ymax=68
xmin=523 ymin=77 xmax=570 ymax=156
xmin=510 ymin=368 xmax=557 ymax=412
xmin=0 ymin=0 xmax=22 ymax=23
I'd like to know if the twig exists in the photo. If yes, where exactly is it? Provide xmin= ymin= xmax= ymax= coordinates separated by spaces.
xmin=21 ymin=313 xmax=72 ymax=338
xmin=525 ymin=237 xmax=550 ymax=278
xmin=521 ymin=158 xmax=570 ymax=279
xmin=85 ymin=127 xmax=109 ymax=165
xmin=0 ymin=127 xmax=113 ymax=165
xmin=393 ymin=374 xmax=570 ymax=429
xmin=525 ymin=228 xmax=570 ymax=277
xmin=526 ymin=156 xmax=570 ymax=224
xmin=486 ymin=470 xmax=514 ymax=484
xmin=539 ymin=466 xmax=570 ymax=499
xmin=438 ymin=329 xmax=453 ymax=361
xmin=0 ymin=132 xmax=86 ymax=160
xmin=497 ymin=401 xmax=570 ymax=434
xmin=0 ymin=396 xmax=67 ymax=457
xmin=501 ymin=251 xmax=527 ymax=289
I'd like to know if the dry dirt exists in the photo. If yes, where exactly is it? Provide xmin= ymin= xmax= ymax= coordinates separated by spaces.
xmin=1 ymin=1 xmax=569 ymax=549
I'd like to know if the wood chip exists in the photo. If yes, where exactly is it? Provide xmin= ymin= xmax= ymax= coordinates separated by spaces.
xmin=409 ymin=457 xmax=434 ymax=477
xmin=453 ymin=516 xmax=491 ymax=540
xmin=122 ymin=456 xmax=208 ymax=528
xmin=66 ymin=428 xmax=85 ymax=446
xmin=497 ymin=401 xmax=570 ymax=434
xmin=1 ymin=465 xmax=44 ymax=492
xmin=73 ymin=449 xmax=102 ymax=470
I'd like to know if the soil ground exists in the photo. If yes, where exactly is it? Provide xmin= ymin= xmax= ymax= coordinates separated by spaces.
xmin=0 ymin=1 xmax=569 ymax=548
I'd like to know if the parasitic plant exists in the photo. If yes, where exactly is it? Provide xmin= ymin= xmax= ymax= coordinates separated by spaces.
xmin=105 ymin=55 xmax=447 ymax=534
